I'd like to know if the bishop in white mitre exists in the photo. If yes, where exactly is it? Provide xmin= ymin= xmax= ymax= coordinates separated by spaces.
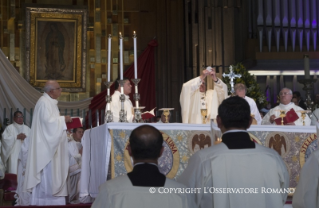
xmin=1 ymin=111 xmax=30 ymax=174
xmin=108 ymin=78 xmax=134 ymax=122
xmin=180 ymin=67 xmax=228 ymax=124
xmin=234 ymin=83 xmax=262 ymax=125
xmin=24 ymin=80 xmax=72 ymax=205
xmin=262 ymin=88 xmax=311 ymax=125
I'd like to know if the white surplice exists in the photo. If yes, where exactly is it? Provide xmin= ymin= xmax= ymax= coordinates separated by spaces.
xmin=1 ymin=122 xmax=30 ymax=174
xmin=177 ymin=143 xmax=289 ymax=208
xmin=292 ymin=149 xmax=319 ymax=208
xmin=91 ymin=175 xmax=195 ymax=208
xmin=109 ymin=91 xmax=134 ymax=122
xmin=15 ymin=136 xmax=31 ymax=206
xmin=24 ymin=93 xmax=69 ymax=205
xmin=67 ymin=137 xmax=82 ymax=203
xmin=261 ymin=102 xmax=311 ymax=125
xmin=244 ymin=96 xmax=262 ymax=125
xmin=180 ymin=77 xmax=228 ymax=124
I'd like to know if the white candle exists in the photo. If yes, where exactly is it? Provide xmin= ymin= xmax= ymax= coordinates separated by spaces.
xmin=107 ymin=34 xmax=111 ymax=82
xmin=304 ymin=54 xmax=310 ymax=79
xmin=133 ymin=31 xmax=137 ymax=79
xmin=135 ymin=85 xmax=139 ymax=108
xmin=119 ymin=32 xmax=123 ymax=80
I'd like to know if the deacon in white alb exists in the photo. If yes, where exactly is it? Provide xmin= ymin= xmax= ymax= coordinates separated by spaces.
xmin=24 ymin=80 xmax=72 ymax=205
xmin=292 ymin=149 xmax=319 ymax=208
xmin=261 ymin=88 xmax=311 ymax=125
xmin=1 ymin=111 xmax=30 ymax=174
xmin=180 ymin=67 xmax=228 ymax=124
xmin=67 ymin=127 xmax=83 ymax=203
xmin=235 ymin=83 xmax=262 ymax=125
xmin=109 ymin=77 xmax=134 ymax=122
xmin=178 ymin=96 xmax=289 ymax=208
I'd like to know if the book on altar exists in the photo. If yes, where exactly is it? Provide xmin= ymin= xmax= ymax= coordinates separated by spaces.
xmin=66 ymin=117 xmax=83 ymax=130
xmin=274 ymin=108 xmax=299 ymax=125
xmin=141 ymin=108 xmax=156 ymax=120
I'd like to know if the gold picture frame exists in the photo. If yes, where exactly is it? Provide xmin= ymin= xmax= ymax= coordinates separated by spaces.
xmin=25 ymin=6 xmax=87 ymax=92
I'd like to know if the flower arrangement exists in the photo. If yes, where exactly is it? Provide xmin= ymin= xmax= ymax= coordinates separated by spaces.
xmin=221 ymin=63 xmax=267 ymax=109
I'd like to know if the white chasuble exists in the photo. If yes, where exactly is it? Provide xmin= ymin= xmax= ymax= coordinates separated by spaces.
xmin=261 ymin=102 xmax=311 ymax=125
xmin=24 ymin=93 xmax=69 ymax=198
xmin=180 ymin=77 xmax=228 ymax=124
xmin=1 ymin=122 xmax=30 ymax=174
xmin=109 ymin=91 xmax=134 ymax=122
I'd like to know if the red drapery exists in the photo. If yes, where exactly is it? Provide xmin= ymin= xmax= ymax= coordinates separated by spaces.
xmin=85 ymin=39 xmax=158 ymax=127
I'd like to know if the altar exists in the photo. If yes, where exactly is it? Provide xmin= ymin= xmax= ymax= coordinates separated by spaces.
xmin=80 ymin=122 xmax=318 ymax=199
xmin=108 ymin=122 xmax=317 ymax=189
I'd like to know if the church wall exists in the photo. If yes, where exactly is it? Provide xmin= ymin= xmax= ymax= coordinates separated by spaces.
xmin=0 ymin=0 xmax=186 ymax=118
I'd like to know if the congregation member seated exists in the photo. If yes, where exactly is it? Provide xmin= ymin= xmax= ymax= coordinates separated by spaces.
xmin=92 ymin=125 xmax=195 ymax=208
xmin=292 ymin=149 xmax=319 ymax=208
xmin=178 ymin=96 xmax=289 ymax=208
xmin=261 ymin=88 xmax=311 ymax=125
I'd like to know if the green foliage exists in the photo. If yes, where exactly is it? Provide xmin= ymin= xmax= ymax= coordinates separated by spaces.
xmin=222 ymin=63 xmax=267 ymax=109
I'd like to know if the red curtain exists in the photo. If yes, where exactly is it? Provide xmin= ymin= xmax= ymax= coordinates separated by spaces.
xmin=85 ymin=39 xmax=158 ymax=127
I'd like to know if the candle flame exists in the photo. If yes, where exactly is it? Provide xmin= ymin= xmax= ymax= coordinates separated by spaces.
xmin=134 ymin=31 xmax=136 ymax=34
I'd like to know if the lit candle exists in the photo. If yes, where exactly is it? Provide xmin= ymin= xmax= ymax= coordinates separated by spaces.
xmin=304 ymin=54 xmax=310 ymax=79
xmin=107 ymin=34 xmax=111 ymax=82
xmin=133 ymin=31 xmax=137 ymax=79
xmin=119 ymin=32 xmax=123 ymax=80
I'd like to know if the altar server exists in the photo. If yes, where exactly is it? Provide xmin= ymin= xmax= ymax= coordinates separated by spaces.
xmin=109 ymin=77 xmax=134 ymax=122
xmin=180 ymin=67 xmax=228 ymax=124
xmin=292 ymin=149 xmax=319 ymax=208
xmin=24 ymin=80 xmax=72 ymax=205
xmin=1 ymin=111 xmax=30 ymax=174
xmin=235 ymin=83 xmax=262 ymax=125
xmin=178 ymin=96 xmax=289 ymax=208
xmin=92 ymin=125 xmax=195 ymax=208
xmin=261 ymin=88 xmax=310 ymax=125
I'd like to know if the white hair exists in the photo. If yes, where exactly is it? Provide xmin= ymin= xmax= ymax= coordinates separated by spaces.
xmin=280 ymin=88 xmax=292 ymax=95
xmin=43 ymin=80 xmax=56 ymax=92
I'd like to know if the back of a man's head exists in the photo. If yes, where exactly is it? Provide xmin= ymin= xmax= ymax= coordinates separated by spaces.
xmin=129 ymin=125 xmax=163 ymax=160
xmin=218 ymin=96 xmax=251 ymax=129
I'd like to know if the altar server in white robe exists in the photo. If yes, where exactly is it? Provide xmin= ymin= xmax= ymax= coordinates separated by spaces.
xmin=235 ymin=83 xmax=262 ymax=125
xmin=24 ymin=80 xmax=72 ymax=205
xmin=292 ymin=149 xmax=319 ymax=208
xmin=178 ymin=96 xmax=289 ymax=208
xmin=67 ymin=127 xmax=83 ymax=203
xmin=15 ymin=136 xmax=31 ymax=205
xmin=1 ymin=111 xmax=30 ymax=174
xmin=261 ymin=88 xmax=311 ymax=125
xmin=180 ymin=67 xmax=228 ymax=124
xmin=92 ymin=125 xmax=195 ymax=208
xmin=109 ymin=77 xmax=134 ymax=122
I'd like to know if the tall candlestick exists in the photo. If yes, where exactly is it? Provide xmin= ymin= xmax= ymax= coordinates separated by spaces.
xmin=304 ymin=54 xmax=310 ymax=79
xmin=119 ymin=32 xmax=123 ymax=80
xmin=133 ymin=31 xmax=137 ymax=79
xmin=107 ymin=34 xmax=112 ymax=82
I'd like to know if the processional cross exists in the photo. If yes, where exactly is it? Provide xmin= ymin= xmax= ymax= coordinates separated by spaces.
xmin=222 ymin=65 xmax=242 ymax=95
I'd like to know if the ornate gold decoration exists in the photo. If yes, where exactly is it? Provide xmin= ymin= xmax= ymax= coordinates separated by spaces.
xmin=201 ymin=109 xmax=207 ymax=124
xmin=292 ymin=155 xmax=298 ymax=163
xmin=116 ymin=153 xmax=123 ymax=162
xmin=299 ymin=133 xmax=317 ymax=168
xmin=119 ymin=131 xmax=126 ymax=139
xmin=181 ymin=155 xmax=189 ymax=162
xmin=295 ymin=136 xmax=300 ymax=142
xmin=279 ymin=110 xmax=286 ymax=125
xmin=177 ymin=134 xmax=183 ymax=142
xmin=163 ymin=110 xmax=170 ymax=123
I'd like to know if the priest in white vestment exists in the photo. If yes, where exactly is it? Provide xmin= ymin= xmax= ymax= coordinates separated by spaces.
xmin=109 ymin=78 xmax=134 ymax=122
xmin=24 ymin=80 xmax=72 ymax=205
xmin=178 ymin=96 xmax=289 ymax=208
xmin=67 ymin=127 xmax=83 ymax=203
xmin=92 ymin=125 xmax=195 ymax=208
xmin=180 ymin=67 xmax=228 ymax=124
xmin=292 ymin=149 xmax=319 ymax=208
xmin=1 ymin=111 xmax=30 ymax=174
xmin=261 ymin=88 xmax=311 ymax=125
xmin=235 ymin=83 xmax=262 ymax=125
xmin=15 ymin=136 xmax=31 ymax=205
